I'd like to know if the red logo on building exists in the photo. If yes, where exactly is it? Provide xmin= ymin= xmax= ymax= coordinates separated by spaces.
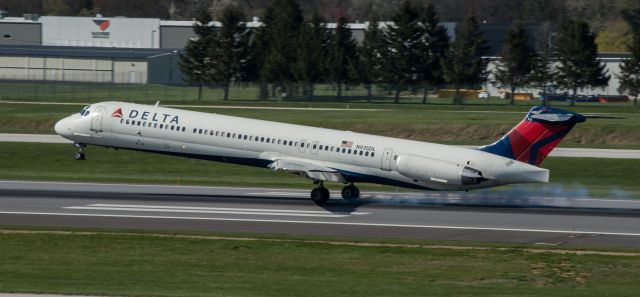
xmin=93 ymin=20 xmax=110 ymax=31
xmin=112 ymin=107 xmax=123 ymax=118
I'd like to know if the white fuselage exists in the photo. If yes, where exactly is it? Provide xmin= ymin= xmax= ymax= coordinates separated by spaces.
xmin=55 ymin=101 xmax=548 ymax=191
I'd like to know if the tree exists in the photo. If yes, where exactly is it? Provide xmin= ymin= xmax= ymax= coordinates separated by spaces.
xmin=417 ymin=3 xmax=449 ymax=104
xmin=259 ymin=0 xmax=304 ymax=99
xmin=210 ymin=4 xmax=253 ymax=101
xmin=492 ymin=22 xmax=536 ymax=105
xmin=555 ymin=19 xmax=610 ymax=106
xmin=179 ymin=8 xmax=216 ymax=101
xmin=618 ymin=9 xmax=640 ymax=106
xmin=293 ymin=12 xmax=331 ymax=101
xmin=529 ymin=21 xmax=556 ymax=106
xmin=328 ymin=15 xmax=358 ymax=99
xmin=384 ymin=0 xmax=426 ymax=103
xmin=355 ymin=14 xmax=387 ymax=102
xmin=443 ymin=11 xmax=490 ymax=104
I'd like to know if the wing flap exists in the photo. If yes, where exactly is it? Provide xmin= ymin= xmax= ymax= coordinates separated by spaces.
xmin=268 ymin=159 xmax=346 ymax=183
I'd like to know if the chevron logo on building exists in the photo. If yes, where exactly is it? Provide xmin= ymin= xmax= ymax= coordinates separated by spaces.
xmin=93 ymin=20 xmax=110 ymax=31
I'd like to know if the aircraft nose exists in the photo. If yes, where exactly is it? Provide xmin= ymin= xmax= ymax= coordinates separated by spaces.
xmin=54 ymin=117 xmax=72 ymax=139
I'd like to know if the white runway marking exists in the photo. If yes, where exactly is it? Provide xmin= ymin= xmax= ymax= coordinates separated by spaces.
xmin=64 ymin=204 xmax=368 ymax=218
xmin=2 ymin=211 xmax=640 ymax=237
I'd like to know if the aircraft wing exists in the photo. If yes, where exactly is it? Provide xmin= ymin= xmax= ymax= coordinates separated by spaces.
xmin=268 ymin=158 xmax=347 ymax=183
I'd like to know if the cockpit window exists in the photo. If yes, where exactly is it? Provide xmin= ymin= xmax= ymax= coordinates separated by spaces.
xmin=79 ymin=106 xmax=91 ymax=117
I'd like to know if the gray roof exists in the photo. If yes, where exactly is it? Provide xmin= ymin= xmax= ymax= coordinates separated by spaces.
xmin=0 ymin=45 xmax=180 ymax=59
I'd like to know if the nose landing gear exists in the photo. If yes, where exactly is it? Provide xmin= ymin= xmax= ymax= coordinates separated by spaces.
xmin=73 ymin=142 xmax=86 ymax=160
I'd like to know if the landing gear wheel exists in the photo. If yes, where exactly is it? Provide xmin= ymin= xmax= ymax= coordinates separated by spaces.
xmin=310 ymin=187 xmax=330 ymax=204
xmin=341 ymin=184 xmax=360 ymax=201
xmin=73 ymin=142 xmax=86 ymax=160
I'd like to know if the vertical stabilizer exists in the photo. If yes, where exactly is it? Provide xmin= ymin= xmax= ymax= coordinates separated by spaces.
xmin=479 ymin=106 xmax=586 ymax=166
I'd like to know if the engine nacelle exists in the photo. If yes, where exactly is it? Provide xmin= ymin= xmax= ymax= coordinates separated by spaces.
xmin=395 ymin=154 xmax=486 ymax=186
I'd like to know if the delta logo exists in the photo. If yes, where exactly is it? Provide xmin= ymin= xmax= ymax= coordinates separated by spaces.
xmin=111 ymin=107 xmax=123 ymax=118
xmin=115 ymin=107 xmax=180 ymax=124
xmin=93 ymin=19 xmax=110 ymax=31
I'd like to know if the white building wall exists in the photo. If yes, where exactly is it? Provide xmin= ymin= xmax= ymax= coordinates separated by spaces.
xmin=41 ymin=16 xmax=160 ymax=48
xmin=485 ymin=58 xmax=626 ymax=99
xmin=0 ymin=55 xmax=147 ymax=83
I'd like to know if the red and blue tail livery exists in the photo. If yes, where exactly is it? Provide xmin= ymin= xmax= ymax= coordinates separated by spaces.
xmin=479 ymin=106 xmax=586 ymax=166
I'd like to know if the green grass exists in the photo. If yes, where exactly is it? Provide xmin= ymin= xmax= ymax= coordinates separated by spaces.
xmin=1 ymin=228 xmax=640 ymax=297
xmin=0 ymin=142 xmax=637 ymax=198
xmin=1 ymin=102 xmax=639 ymax=147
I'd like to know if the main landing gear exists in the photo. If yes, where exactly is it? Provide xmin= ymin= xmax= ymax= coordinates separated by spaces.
xmin=341 ymin=183 xmax=360 ymax=201
xmin=310 ymin=182 xmax=360 ymax=205
xmin=310 ymin=182 xmax=330 ymax=204
xmin=73 ymin=142 xmax=86 ymax=160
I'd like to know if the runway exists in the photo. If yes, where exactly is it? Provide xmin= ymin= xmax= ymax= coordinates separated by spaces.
xmin=2 ymin=133 xmax=639 ymax=158
xmin=2 ymin=180 xmax=640 ymax=247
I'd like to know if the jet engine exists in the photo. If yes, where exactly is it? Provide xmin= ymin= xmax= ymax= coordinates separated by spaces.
xmin=395 ymin=154 xmax=486 ymax=186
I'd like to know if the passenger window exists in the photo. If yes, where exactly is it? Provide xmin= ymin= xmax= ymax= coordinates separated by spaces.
xmin=233 ymin=133 xmax=236 ymax=138
xmin=342 ymin=148 xmax=346 ymax=153
xmin=371 ymin=152 xmax=375 ymax=157
xmin=120 ymin=119 xmax=123 ymax=124
xmin=325 ymin=146 xmax=329 ymax=151
xmin=267 ymin=138 xmax=271 ymax=143
xmin=227 ymin=133 xmax=231 ymax=138
xmin=125 ymin=119 xmax=129 ymax=124
xmin=359 ymin=151 xmax=363 ymax=155
xmin=348 ymin=149 xmax=352 ymax=154
xmin=313 ymin=144 xmax=317 ymax=149
xmin=261 ymin=137 xmax=265 ymax=142
xmin=160 ymin=124 xmax=164 ymax=129
xmin=171 ymin=126 xmax=175 ymax=131
xmin=365 ymin=151 xmax=369 ymax=156
xmin=182 ymin=127 xmax=186 ymax=132
xmin=193 ymin=128 xmax=196 ymax=133
xmin=244 ymin=135 xmax=248 ymax=140
xmin=318 ymin=145 xmax=323 ymax=150
xmin=210 ymin=130 xmax=213 ymax=136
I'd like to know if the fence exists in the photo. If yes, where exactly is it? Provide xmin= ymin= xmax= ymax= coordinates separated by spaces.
xmin=0 ymin=78 xmax=635 ymax=106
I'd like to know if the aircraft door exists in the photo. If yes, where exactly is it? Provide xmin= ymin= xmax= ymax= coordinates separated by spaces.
xmin=91 ymin=106 xmax=105 ymax=132
xmin=381 ymin=148 xmax=393 ymax=171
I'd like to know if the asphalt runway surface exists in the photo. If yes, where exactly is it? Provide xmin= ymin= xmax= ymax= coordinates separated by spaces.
xmin=2 ymin=133 xmax=639 ymax=159
xmin=2 ymin=180 xmax=640 ymax=248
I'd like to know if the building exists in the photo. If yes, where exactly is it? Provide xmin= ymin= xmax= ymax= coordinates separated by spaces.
xmin=0 ymin=45 xmax=181 ymax=84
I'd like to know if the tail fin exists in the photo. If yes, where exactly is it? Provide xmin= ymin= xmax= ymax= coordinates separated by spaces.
xmin=479 ymin=106 xmax=586 ymax=166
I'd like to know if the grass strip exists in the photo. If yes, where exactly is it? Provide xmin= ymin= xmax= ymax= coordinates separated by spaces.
xmin=1 ymin=227 xmax=640 ymax=297
xmin=0 ymin=142 xmax=638 ymax=198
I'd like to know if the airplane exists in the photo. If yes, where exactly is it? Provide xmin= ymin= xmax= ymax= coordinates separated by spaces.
xmin=55 ymin=101 xmax=586 ymax=204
